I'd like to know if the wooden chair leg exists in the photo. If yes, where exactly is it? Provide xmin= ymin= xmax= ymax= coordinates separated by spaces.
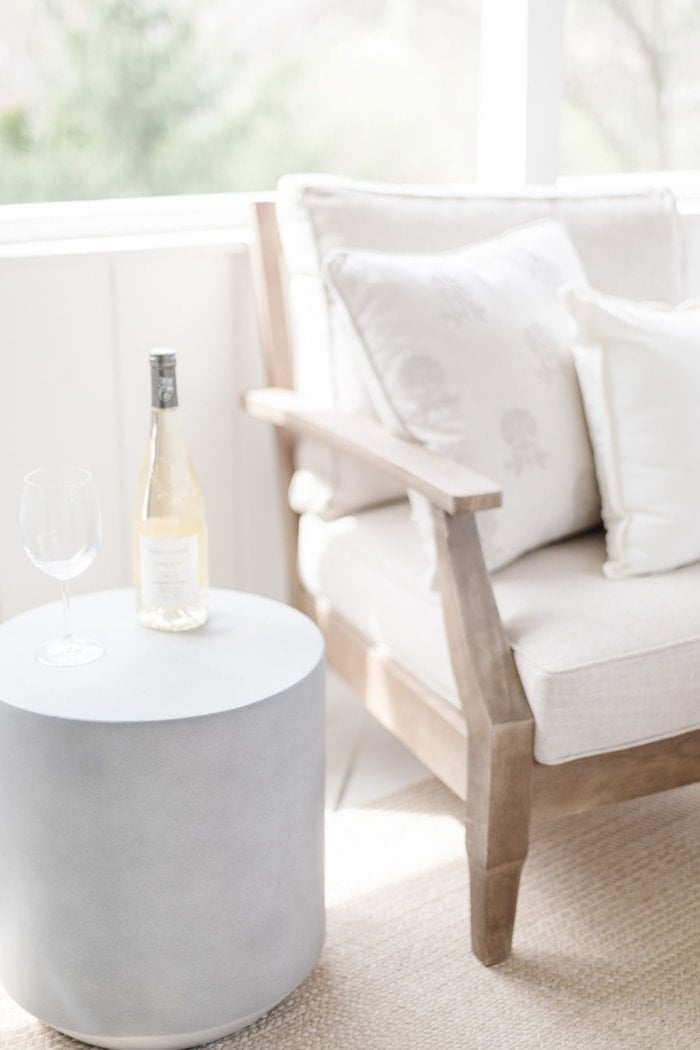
xmin=431 ymin=508 xmax=535 ymax=966
xmin=464 ymin=726 xmax=533 ymax=966
xmin=468 ymin=854 xmax=526 ymax=966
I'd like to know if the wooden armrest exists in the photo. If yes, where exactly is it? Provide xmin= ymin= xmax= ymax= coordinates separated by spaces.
xmin=244 ymin=387 xmax=502 ymax=514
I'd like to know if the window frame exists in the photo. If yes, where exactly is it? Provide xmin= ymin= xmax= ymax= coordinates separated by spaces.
xmin=3 ymin=0 xmax=700 ymax=247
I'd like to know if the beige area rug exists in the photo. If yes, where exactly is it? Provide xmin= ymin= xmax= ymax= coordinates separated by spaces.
xmin=1 ymin=778 xmax=699 ymax=1050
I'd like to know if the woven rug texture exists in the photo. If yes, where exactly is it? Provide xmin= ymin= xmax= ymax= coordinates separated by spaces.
xmin=1 ymin=778 xmax=698 ymax=1050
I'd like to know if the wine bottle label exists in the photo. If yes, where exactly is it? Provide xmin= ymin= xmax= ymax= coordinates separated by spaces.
xmin=140 ymin=536 xmax=199 ymax=608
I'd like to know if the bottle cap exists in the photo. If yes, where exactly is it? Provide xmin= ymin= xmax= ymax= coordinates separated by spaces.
xmin=149 ymin=348 xmax=177 ymax=368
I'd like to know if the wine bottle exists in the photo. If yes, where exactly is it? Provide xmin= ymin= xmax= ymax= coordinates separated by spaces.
xmin=133 ymin=349 xmax=209 ymax=631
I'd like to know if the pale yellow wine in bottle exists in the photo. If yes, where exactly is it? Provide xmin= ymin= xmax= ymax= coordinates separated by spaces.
xmin=133 ymin=349 xmax=209 ymax=631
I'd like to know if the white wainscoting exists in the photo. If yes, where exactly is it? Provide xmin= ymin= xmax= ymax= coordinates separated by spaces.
xmin=3 ymin=203 xmax=700 ymax=623
xmin=0 ymin=236 xmax=285 ymax=622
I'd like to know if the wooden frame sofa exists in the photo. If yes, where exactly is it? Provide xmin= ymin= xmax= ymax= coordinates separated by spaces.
xmin=245 ymin=199 xmax=700 ymax=967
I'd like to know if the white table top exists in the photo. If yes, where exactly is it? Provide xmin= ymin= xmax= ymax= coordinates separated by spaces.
xmin=0 ymin=589 xmax=323 ymax=723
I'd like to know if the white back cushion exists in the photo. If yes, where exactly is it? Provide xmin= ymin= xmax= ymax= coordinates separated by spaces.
xmin=276 ymin=174 xmax=685 ymax=517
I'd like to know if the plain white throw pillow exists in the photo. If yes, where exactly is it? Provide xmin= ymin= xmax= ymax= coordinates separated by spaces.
xmin=565 ymin=285 xmax=700 ymax=578
xmin=323 ymin=220 xmax=600 ymax=573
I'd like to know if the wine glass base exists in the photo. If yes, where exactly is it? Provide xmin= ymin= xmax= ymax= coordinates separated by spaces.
xmin=36 ymin=636 xmax=104 ymax=667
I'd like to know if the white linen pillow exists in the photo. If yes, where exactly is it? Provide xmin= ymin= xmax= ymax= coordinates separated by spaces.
xmin=323 ymin=220 xmax=600 ymax=573
xmin=565 ymin=286 xmax=700 ymax=577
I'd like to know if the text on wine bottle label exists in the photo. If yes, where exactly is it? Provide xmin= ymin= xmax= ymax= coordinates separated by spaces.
xmin=140 ymin=536 xmax=199 ymax=608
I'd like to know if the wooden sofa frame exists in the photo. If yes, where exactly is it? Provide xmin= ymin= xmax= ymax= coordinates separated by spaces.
xmin=246 ymin=201 xmax=700 ymax=966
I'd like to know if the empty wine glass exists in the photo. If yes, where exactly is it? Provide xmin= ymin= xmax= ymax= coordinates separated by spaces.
xmin=21 ymin=467 xmax=104 ymax=666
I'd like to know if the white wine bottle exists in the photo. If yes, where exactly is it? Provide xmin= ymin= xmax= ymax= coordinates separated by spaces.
xmin=134 ymin=349 xmax=209 ymax=631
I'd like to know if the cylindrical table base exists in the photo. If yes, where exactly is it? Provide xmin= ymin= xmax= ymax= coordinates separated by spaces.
xmin=0 ymin=590 xmax=325 ymax=1048
xmin=59 ymin=1001 xmax=281 ymax=1050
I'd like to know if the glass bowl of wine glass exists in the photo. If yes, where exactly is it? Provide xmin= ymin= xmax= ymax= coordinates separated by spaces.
xmin=21 ymin=467 xmax=104 ymax=666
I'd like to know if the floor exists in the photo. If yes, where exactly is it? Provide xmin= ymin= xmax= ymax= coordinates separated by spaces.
xmin=324 ymin=669 xmax=432 ymax=809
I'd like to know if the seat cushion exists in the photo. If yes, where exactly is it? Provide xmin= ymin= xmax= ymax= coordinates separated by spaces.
xmin=299 ymin=503 xmax=700 ymax=764
xmin=278 ymin=175 xmax=685 ymax=519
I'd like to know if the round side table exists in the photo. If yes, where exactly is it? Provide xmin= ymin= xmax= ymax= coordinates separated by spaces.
xmin=0 ymin=589 xmax=325 ymax=1050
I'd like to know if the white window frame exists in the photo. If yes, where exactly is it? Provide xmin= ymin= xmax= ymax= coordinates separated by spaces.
xmin=477 ymin=0 xmax=566 ymax=185
xmin=0 ymin=192 xmax=264 ymax=254
xmin=2 ymin=0 xmax=700 ymax=249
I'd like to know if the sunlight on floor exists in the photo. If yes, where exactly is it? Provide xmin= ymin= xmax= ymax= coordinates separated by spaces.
xmin=325 ymin=670 xmax=432 ymax=811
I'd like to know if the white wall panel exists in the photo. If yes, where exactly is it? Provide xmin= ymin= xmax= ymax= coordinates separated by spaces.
xmin=230 ymin=255 xmax=286 ymax=602
xmin=0 ymin=238 xmax=284 ymax=625
xmin=681 ymin=212 xmax=700 ymax=297
xmin=112 ymin=244 xmax=243 ymax=594
xmin=0 ymin=255 xmax=123 ymax=620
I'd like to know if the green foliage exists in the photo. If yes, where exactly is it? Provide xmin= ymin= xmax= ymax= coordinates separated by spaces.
xmin=0 ymin=0 xmax=300 ymax=201
xmin=563 ymin=0 xmax=700 ymax=174
xmin=0 ymin=107 xmax=33 ymax=151
xmin=0 ymin=0 xmax=480 ymax=203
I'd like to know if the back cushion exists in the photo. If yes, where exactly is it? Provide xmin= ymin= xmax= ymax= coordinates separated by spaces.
xmin=276 ymin=174 xmax=686 ymax=518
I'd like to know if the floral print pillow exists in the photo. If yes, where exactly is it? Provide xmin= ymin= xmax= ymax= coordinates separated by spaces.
xmin=323 ymin=220 xmax=600 ymax=573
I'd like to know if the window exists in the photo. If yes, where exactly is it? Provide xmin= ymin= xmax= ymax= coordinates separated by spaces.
xmin=0 ymin=0 xmax=480 ymax=204
xmin=562 ymin=0 xmax=700 ymax=175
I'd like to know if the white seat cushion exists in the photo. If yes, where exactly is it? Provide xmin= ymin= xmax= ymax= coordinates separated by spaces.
xmin=299 ymin=502 xmax=700 ymax=765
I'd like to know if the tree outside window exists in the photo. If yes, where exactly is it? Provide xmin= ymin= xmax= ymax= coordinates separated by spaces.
xmin=0 ymin=0 xmax=480 ymax=204
xmin=562 ymin=0 xmax=700 ymax=174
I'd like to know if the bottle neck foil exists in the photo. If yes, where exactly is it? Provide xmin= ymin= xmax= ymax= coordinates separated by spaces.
xmin=150 ymin=363 xmax=179 ymax=410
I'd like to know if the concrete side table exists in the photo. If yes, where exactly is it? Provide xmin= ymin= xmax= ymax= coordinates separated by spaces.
xmin=0 ymin=589 xmax=325 ymax=1050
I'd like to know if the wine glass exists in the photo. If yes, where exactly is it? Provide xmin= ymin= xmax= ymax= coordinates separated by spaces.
xmin=21 ymin=467 xmax=104 ymax=666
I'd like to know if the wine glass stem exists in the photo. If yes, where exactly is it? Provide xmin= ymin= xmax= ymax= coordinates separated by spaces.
xmin=60 ymin=579 xmax=73 ymax=642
